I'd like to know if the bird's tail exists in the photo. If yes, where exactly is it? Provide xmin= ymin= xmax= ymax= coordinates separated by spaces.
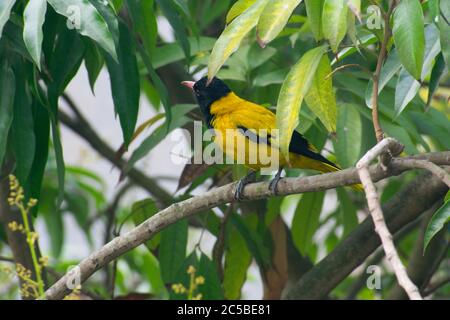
xmin=290 ymin=153 xmax=363 ymax=192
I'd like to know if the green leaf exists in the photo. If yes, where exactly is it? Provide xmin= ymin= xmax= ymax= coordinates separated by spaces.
xmin=276 ymin=45 xmax=327 ymax=159
xmin=131 ymin=199 xmax=161 ymax=251
xmin=424 ymin=200 xmax=450 ymax=253
xmin=198 ymin=254 xmax=224 ymax=299
xmin=127 ymin=0 xmax=157 ymax=56
xmin=159 ymin=219 xmax=188 ymax=284
xmin=437 ymin=9 xmax=450 ymax=70
xmin=291 ymin=191 xmax=325 ymax=256
xmin=305 ymin=54 xmax=337 ymax=133
xmin=0 ymin=0 xmax=15 ymax=40
xmin=40 ymin=187 xmax=64 ymax=257
xmin=11 ymin=66 xmax=35 ymax=185
xmin=0 ymin=60 xmax=15 ymax=167
xmin=124 ymin=104 xmax=196 ymax=175
xmin=256 ymin=0 xmax=302 ymax=47
xmin=23 ymin=0 xmax=47 ymax=70
xmin=392 ymin=0 xmax=425 ymax=79
xmin=427 ymin=53 xmax=447 ymax=107
xmin=27 ymin=99 xmax=50 ymax=214
xmin=104 ymin=22 xmax=140 ymax=146
xmin=226 ymin=0 xmax=257 ymax=24
xmin=47 ymin=0 xmax=117 ymax=60
xmin=47 ymin=29 xmax=86 ymax=209
xmin=335 ymin=103 xmax=361 ymax=168
xmin=395 ymin=24 xmax=441 ymax=115
xmin=337 ymin=188 xmax=358 ymax=237
xmin=156 ymin=0 xmax=190 ymax=60
xmin=322 ymin=0 xmax=348 ymax=52
xmin=305 ymin=0 xmax=324 ymax=41
xmin=207 ymin=0 xmax=270 ymax=81
xmin=365 ymin=49 xmax=402 ymax=108
xmin=152 ymin=37 xmax=216 ymax=69
xmin=84 ymin=40 xmax=104 ymax=93
xmin=223 ymin=226 xmax=252 ymax=299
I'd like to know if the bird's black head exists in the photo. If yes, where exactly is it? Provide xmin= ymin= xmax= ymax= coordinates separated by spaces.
xmin=182 ymin=77 xmax=231 ymax=126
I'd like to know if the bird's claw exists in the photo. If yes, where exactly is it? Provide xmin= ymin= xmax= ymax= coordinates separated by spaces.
xmin=268 ymin=168 xmax=283 ymax=195
xmin=233 ymin=171 xmax=256 ymax=201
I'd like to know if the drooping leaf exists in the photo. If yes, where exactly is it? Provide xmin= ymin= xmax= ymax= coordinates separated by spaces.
xmin=392 ymin=0 xmax=425 ymax=79
xmin=84 ymin=40 xmax=104 ymax=93
xmin=424 ymin=199 xmax=450 ymax=253
xmin=131 ymin=199 xmax=161 ymax=251
xmin=256 ymin=0 xmax=302 ymax=47
xmin=305 ymin=54 xmax=337 ymax=133
xmin=207 ymin=0 xmax=270 ymax=81
xmin=223 ymin=225 xmax=252 ymax=299
xmin=127 ymin=0 xmax=157 ymax=56
xmin=335 ymin=103 xmax=361 ymax=168
xmin=226 ymin=0 xmax=257 ymax=24
xmin=276 ymin=45 xmax=327 ymax=159
xmin=291 ymin=191 xmax=325 ymax=256
xmin=437 ymin=5 xmax=450 ymax=69
xmin=159 ymin=218 xmax=188 ymax=284
xmin=337 ymin=188 xmax=358 ymax=237
xmin=322 ymin=0 xmax=348 ymax=52
xmin=198 ymin=254 xmax=224 ymax=299
xmin=11 ymin=65 xmax=35 ymax=185
xmin=346 ymin=0 xmax=361 ymax=22
xmin=427 ymin=53 xmax=447 ymax=107
xmin=156 ymin=0 xmax=190 ymax=60
xmin=47 ymin=0 xmax=117 ymax=60
xmin=395 ymin=24 xmax=441 ymax=115
xmin=395 ymin=67 xmax=421 ymax=116
xmin=0 ymin=0 xmax=16 ymax=40
xmin=0 ymin=60 xmax=15 ymax=166
xmin=305 ymin=0 xmax=324 ymax=41
xmin=104 ymin=22 xmax=140 ymax=146
xmin=23 ymin=0 xmax=47 ymax=70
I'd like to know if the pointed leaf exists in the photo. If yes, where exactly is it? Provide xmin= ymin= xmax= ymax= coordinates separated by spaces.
xmin=335 ymin=103 xmax=361 ymax=168
xmin=322 ymin=0 xmax=348 ymax=52
xmin=276 ymin=45 xmax=327 ymax=159
xmin=0 ymin=0 xmax=15 ymax=40
xmin=0 ymin=60 xmax=15 ymax=166
xmin=104 ymin=22 xmax=140 ymax=146
xmin=305 ymin=0 xmax=324 ymax=41
xmin=207 ymin=0 xmax=270 ymax=81
xmin=291 ymin=191 xmax=325 ymax=256
xmin=427 ymin=53 xmax=446 ymax=107
xmin=424 ymin=199 xmax=450 ymax=253
xmin=226 ymin=0 xmax=257 ymax=24
xmin=392 ymin=0 xmax=425 ymax=79
xmin=305 ymin=54 xmax=337 ymax=133
xmin=159 ymin=219 xmax=188 ymax=284
xmin=23 ymin=0 xmax=47 ymax=70
xmin=47 ymin=0 xmax=117 ymax=60
xmin=256 ymin=0 xmax=302 ymax=47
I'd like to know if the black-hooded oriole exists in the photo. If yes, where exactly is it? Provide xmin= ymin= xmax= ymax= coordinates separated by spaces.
xmin=182 ymin=77 xmax=361 ymax=199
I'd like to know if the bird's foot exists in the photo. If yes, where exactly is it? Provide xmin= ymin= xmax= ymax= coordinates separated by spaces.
xmin=268 ymin=168 xmax=283 ymax=195
xmin=234 ymin=171 xmax=257 ymax=201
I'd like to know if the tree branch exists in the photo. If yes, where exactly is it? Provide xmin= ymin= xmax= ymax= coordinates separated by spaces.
xmin=371 ymin=0 xmax=396 ymax=142
xmin=44 ymin=150 xmax=450 ymax=299
xmin=357 ymin=138 xmax=422 ymax=299
xmin=285 ymin=169 xmax=448 ymax=299
xmin=58 ymin=95 xmax=171 ymax=206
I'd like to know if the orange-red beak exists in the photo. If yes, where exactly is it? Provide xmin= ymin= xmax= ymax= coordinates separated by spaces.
xmin=181 ymin=81 xmax=195 ymax=90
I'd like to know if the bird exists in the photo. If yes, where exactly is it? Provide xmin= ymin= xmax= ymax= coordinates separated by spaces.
xmin=182 ymin=76 xmax=361 ymax=199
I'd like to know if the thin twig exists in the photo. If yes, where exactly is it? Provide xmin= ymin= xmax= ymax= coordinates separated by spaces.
xmin=371 ymin=0 xmax=397 ymax=142
xmin=400 ymin=159 xmax=450 ymax=188
xmin=356 ymin=138 xmax=423 ymax=300
xmin=423 ymin=276 xmax=450 ymax=297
